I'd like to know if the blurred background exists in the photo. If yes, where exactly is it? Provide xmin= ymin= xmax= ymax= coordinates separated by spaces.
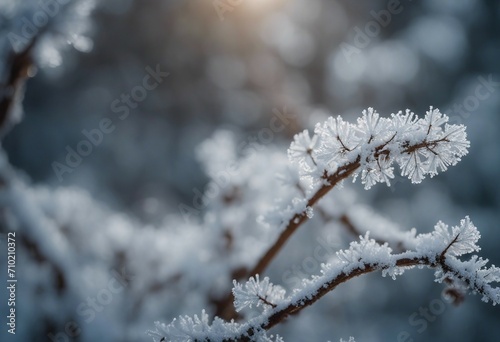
xmin=1 ymin=0 xmax=500 ymax=341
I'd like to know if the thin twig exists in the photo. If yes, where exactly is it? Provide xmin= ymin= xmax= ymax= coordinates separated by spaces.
xmin=0 ymin=39 xmax=37 ymax=134
xmin=248 ymin=137 xmax=447 ymax=278
xmin=261 ymin=256 xmax=427 ymax=332
xmin=247 ymin=156 xmax=361 ymax=278
xmin=236 ymin=248 xmax=485 ymax=341
xmin=218 ymin=135 xmax=459 ymax=320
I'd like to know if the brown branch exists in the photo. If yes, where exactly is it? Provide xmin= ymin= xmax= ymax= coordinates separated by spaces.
xmin=402 ymin=138 xmax=449 ymax=154
xmin=257 ymin=295 xmax=277 ymax=309
xmin=433 ymin=234 xmax=489 ymax=303
xmin=439 ymin=233 xmax=459 ymax=264
xmin=225 ymin=255 xmax=433 ymax=341
xmin=261 ymin=256 xmax=428 ymax=332
xmin=217 ymin=135 xmax=457 ymax=320
xmin=249 ymin=136 xmax=451 ymax=279
xmin=236 ymin=250 xmax=489 ymax=341
xmin=337 ymin=136 xmax=352 ymax=153
xmin=338 ymin=213 xmax=361 ymax=238
xmin=157 ymin=227 xmax=495 ymax=342
xmin=247 ymin=156 xmax=361 ymax=278
xmin=0 ymin=39 xmax=37 ymax=135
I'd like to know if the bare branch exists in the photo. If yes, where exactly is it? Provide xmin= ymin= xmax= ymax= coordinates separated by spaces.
xmin=0 ymin=39 xmax=37 ymax=135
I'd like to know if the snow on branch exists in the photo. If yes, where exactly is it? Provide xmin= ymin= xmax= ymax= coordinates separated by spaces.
xmin=232 ymin=275 xmax=286 ymax=313
xmin=251 ymin=107 xmax=469 ymax=277
xmin=148 ymin=218 xmax=499 ymax=342
xmin=294 ymin=107 xmax=469 ymax=189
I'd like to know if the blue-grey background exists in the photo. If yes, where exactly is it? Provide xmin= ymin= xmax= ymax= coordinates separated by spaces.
xmin=2 ymin=0 xmax=500 ymax=341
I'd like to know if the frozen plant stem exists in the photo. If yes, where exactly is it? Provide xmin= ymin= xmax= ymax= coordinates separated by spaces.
xmin=150 ymin=217 xmax=500 ymax=342
xmin=259 ymin=251 xmax=456 ymax=332
xmin=242 ymin=249 xmax=484 ymax=340
xmin=0 ymin=40 xmax=36 ymax=132
xmin=150 ymin=109 xmax=478 ymax=341
xmin=249 ymin=158 xmax=360 ymax=277
xmin=216 ymin=108 xmax=470 ymax=320
xmin=250 ymin=132 xmax=456 ymax=277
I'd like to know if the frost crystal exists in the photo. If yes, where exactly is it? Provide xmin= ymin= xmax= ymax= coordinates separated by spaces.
xmin=336 ymin=233 xmax=393 ymax=274
xmin=288 ymin=129 xmax=319 ymax=171
xmin=314 ymin=115 xmax=359 ymax=168
xmin=288 ymin=107 xmax=469 ymax=189
xmin=416 ymin=216 xmax=481 ymax=260
xmin=305 ymin=206 xmax=314 ymax=219
xmin=233 ymin=275 xmax=286 ymax=312
xmin=147 ymin=310 xmax=242 ymax=342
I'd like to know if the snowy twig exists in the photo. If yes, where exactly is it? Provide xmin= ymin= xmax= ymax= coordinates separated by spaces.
xmin=149 ymin=218 xmax=500 ymax=342
xmin=247 ymin=158 xmax=359 ymax=277
xmin=148 ymin=108 xmax=476 ymax=341
xmin=249 ymin=108 xmax=469 ymax=277
xmin=214 ymin=108 xmax=469 ymax=320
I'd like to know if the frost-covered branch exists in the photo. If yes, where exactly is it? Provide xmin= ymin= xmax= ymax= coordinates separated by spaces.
xmin=148 ymin=108 xmax=476 ymax=341
xmin=148 ymin=218 xmax=500 ymax=342
xmin=250 ymin=108 xmax=469 ymax=277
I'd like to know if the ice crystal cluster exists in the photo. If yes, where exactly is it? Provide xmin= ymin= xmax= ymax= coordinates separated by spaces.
xmin=289 ymin=107 xmax=469 ymax=189
xmin=149 ymin=217 xmax=499 ymax=342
